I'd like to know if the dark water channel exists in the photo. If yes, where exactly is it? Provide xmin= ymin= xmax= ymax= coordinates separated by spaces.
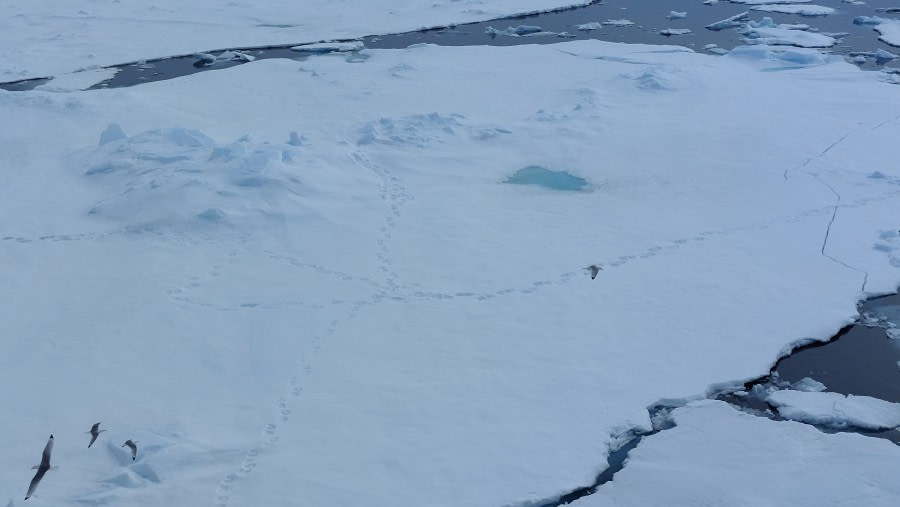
xmin=543 ymin=291 xmax=900 ymax=506
xmin=717 ymin=292 xmax=900 ymax=443
xmin=2 ymin=0 xmax=899 ymax=91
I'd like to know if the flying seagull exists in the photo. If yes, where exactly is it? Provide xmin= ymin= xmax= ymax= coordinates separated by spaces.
xmin=122 ymin=439 xmax=138 ymax=461
xmin=87 ymin=422 xmax=105 ymax=448
xmin=25 ymin=434 xmax=54 ymax=500
xmin=585 ymin=264 xmax=603 ymax=279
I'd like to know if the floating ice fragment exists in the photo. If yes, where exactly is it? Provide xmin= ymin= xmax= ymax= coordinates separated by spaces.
xmin=99 ymin=123 xmax=128 ymax=146
xmin=485 ymin=25 xmax=543 ymax=36
xmin=876 ymin=48 xmax=899 ymax=60
xmin=853 ymin=16 xmax=883 ymax=25
xmin=668 ymin=11 xmax=687 ymax=20
xmin=707 ymin=12 xmax=749 ymax=30
xmin=729 ymin=0 xmax=814 ymax=4
xmin=790 ymin=377 xmax=826 ymax=392
xmin=193 ymin=52 xmax=217 ymax=64
xmin=291 ymin=41 xmax=364 ymax=53
xmin=602 ymin=19 xmax=635 ymax=27
xmin=751 ymin=4 xmax=835 ymax=16
xmin=660 ymin=28 xmax=692 ymax=36
xmin=576 ymin=22 xmax=603 ymax=31
xmin=703 ymin=0 xmax=720 ymax=4
xmin=853 ymin=55 xmax=868 ymax=64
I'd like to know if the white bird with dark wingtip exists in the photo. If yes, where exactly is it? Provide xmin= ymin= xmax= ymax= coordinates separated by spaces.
xmin=585 ymin=264 xmax=603 ymax=279
xmin=87 ymin=422 xmax=105 ymax=448
xmin=25 ymin=434 xmax=55 ymax=500
xmin=122 ymin=439 xmax=139 ymax=461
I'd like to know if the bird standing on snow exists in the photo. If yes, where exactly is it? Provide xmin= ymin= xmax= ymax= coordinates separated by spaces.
xmin=25 ymin=434 xmax=55 ymax=500
xmin=122 ymin=439 xmax=138 ymax=460
xmin=585 ymin=264 xmax=603 ymax=279
xmin=87 ymin=422 xmax=105 ymax=448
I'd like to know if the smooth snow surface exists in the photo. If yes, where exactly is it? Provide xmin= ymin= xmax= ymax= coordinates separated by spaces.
xmin=571 ymin=400 xmax=900 ymax=507
xmin=3 ymin=13 xmax=900 ymax=507
xmin=767 ymin=390 xmax=900 ymax=429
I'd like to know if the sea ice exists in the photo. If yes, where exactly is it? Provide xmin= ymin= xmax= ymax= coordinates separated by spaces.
xmin=485 ymin=25 xmax=544 ymax=36
xmin=3 ymin=27 xmax=900 ymax=507
xmin=572 ymin=400 xmax=900 ymax=507
xmin=603 ymin=19 xmax=635 ymax=27
xmin=291 ymin=41 xmax=365 ymax=53
xmin=33 ymin=67 xmax=118 ymax=92
xmin=706 ymin=12 xmax=750 ymax=31
xmin=729 ymin=0 xmax=813 ymax=4
xmin=791 ymin=377 xmax=827 ymax=392
xmin=0 ymin=0 xmax=600 ymax=78
xmin=668 ymin=11 xmax=687 ymax=20
xmin=742 ymin=18 xmax=837 ymax=47
xmin=767 ymin=390 xmax=900 ymax=430
xmin=659 ymin=28 xmax=692 ymax=36
xmin=751 ymin=4 xmax=836 ymax=16
xmin=576 ymin=22 xmax=603 ymax=31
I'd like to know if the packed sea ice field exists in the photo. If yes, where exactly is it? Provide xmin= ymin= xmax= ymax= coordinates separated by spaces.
xmin=2 ymin=1 xmax=900 ymax=506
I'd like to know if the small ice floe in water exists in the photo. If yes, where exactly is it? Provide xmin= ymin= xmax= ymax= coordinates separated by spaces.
xmin=660 ymin=28 xmax=692 ymax=36
xmin=193 ymin=52 xmax=217 ymax=65
xmin=668 ymin=11 xmax=687 ymax=20
xmin=122 ymin=439 xmax=138 ymax=460
xmin=291 ymin=41 xmax=364 ymax=53
xmin=25 ymin=435 xmax=55 ymax=500
xmin=790 ymin=377 xmax=827 ymax=392
xmin=585 ymin=264 xmax=603 ymax=280
xmin=485 ymin=25 xmax=543 ymax=37
xmin=576 ymin=22 xmax=602 ymax=31
xmin=602 ymin=19 xmax=635 ymax=27
xmin=703 ymin=0 xmax=719 ymax=4
xmin=751 ymin=4 xmax=836 ymax=17
xmin=87 ymin=422 xmax=105 ymax=448
xmin=194 ymin=50 xmax=255 ymax=65
xmin=853 ymin=55 xmax=868 ymax=64
xmin=706 ymin=11 xmax=749 ymax=31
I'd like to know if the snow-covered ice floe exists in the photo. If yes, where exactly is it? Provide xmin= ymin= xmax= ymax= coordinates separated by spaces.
xmin=3 ymin=29 xmax=900 ymax=507
xmin=291 ymin=41 xmax=365 ymax=53
xmin=577 ymin=20 xmax=635 ymax=31
xmin=854 ymin=16 xmax=900 ymax=47
xmin=571 ymin=401 xmax=900 ymax=507
xmin=751 ymin=4 xmax=835 ymax=16
xmin=767 ymin=390 xmax=900 ymax=430
xmin=742 ymin=17 xmax=837 ymax=47
xmin=706 ymin=11 xmax=750 ymax=31
xmin=33 ymin=67 xmax=119 ymax=92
